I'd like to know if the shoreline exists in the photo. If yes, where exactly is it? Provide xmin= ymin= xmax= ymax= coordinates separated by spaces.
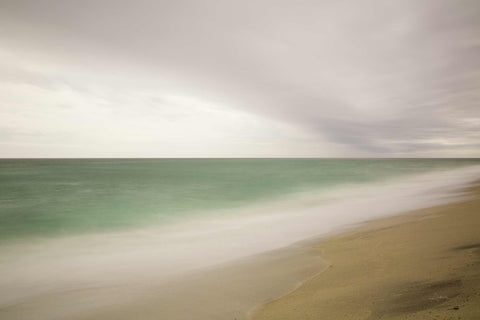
xmin=1 ymin=181 xmax=479 ymax=319
xmin=251 ymin=184 xmax=480 ymax=319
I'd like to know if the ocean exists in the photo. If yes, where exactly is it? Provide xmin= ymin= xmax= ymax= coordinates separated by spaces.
xmin=1 ymin=158 xmax=480 ymax=318
xmin=1 ymin=158 xmax=479 ymax=241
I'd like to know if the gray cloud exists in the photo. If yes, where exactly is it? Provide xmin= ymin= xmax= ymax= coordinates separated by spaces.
xmin=0 ymin=0 xmax=479 ymax=156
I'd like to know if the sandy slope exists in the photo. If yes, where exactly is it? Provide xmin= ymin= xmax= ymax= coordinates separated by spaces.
xmin=252 ymin=186 xmax=480 ymax=319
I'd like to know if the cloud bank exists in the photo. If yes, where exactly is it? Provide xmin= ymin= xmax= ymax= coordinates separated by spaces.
xmin=0 ymin=0 xmax=479 ymax=157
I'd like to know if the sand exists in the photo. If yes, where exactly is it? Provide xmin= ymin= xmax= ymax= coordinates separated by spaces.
xmin=252 ymin=185 xmax=480 ymax=319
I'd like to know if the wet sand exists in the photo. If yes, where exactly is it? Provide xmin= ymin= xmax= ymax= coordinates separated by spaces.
xmin=252 ymin=185 xmax=480 ymax=319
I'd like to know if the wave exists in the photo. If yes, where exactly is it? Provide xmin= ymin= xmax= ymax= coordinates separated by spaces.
xmin=1 ymin=165 xmax=479 ymax=309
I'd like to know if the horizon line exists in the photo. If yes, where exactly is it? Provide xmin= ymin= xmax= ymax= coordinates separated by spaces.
xmin=1 ymin=157 xmax=479 ymax=160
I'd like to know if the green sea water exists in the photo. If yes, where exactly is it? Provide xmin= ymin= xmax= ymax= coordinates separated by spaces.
xmin=0 ymin=158 xmax=479 ymax=241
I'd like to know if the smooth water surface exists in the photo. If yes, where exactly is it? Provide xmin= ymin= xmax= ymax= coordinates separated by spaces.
xmin=1 ymin=158 xmax=479 ymax=240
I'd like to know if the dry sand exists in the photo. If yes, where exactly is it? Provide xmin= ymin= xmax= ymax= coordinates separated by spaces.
xmin=252 ymin=185 xmax=480 ymax=320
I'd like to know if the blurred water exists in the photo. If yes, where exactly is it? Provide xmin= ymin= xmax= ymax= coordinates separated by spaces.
xmin=1 ymin=158 xmax=479 ymax=241
xmin=1 ymin=159 xmax=480 ymax=319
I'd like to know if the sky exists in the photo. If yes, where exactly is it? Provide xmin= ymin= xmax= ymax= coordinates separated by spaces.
xmin=0 ymin=0 xmax=479 ymax=158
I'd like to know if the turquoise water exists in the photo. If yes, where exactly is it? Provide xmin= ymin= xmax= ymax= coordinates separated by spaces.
xmin=0 ymin=158 xmax=479 ymax=240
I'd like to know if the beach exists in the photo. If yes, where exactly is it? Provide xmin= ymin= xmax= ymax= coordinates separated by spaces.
xmin=3 ymin=0 xmax=480 ymax=317
xmin=252 ymin=185 xmax=480 ymax=319
xmin=3 ymin=0 xmax=480 ymax=318
xmin=1 ymin=161 xmax=480 ymax=319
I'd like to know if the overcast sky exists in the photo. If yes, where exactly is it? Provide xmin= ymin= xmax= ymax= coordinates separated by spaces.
xmin=0 ymin=0 xmax=479 ymax=157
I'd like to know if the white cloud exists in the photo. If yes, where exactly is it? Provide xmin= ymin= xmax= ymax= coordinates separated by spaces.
xmin=0 ymin=0 xmax=479 ymax=157
xmin=0 ymin=53 xmax=338 ymax=157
